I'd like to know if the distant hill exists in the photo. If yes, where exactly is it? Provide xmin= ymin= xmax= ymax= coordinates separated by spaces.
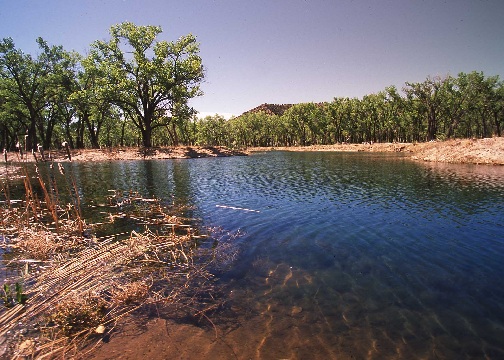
xmin=241 ymin=103 xmax=294 ymax=116
xmin=240 ymin=102 xmax=330 ymax=117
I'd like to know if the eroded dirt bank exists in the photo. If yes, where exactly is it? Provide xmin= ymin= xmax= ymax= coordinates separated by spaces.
xmin=250 ymin=137 xmax=504 ymax=165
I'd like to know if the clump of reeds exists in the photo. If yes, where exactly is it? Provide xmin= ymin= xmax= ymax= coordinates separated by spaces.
xmin=47 ymin=292 xmax=108 ymax=337
xmin=0 ymin=163 xmax=236 ymax=359
xmin=110 ymin=281 xmax=150 ymax=306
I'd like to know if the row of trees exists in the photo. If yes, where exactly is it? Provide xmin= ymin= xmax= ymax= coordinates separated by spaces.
xmin=0 ymin=22 xmax=204 ymax=151
xmin=1 ymin=22 xmax=503 ymax=151
xmin=195 ymin=72 xmax=504 ymax=148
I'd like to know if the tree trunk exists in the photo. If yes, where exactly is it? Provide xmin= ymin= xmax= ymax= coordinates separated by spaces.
xmin=43 ymin=123 xmax=53 ymax=149
xmin=427 ymin=106 xmax=437 ymax=141
xmin=87 ymin=121 xmax=100 ymax=148
xmin=494 ymin=112 xmax=501 ymax=137
xmin=64 ymin=119 xmax=75 ymax=149
xmin=120 ymin=121 xmax=126 ymax=147
xmin=171 ymin=122 xmax=179 ymax=146
xmin=27 ymin=118 xmax=37 ymax=152
xmin=76 ymin=115 xmax=85 ymax=149
xmin=141 ymin=125 xmax=152 ymax=147
xmin=140 ymin=109 xmax=154 ymax=147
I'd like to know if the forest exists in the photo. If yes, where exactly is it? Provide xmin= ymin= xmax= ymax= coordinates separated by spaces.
xmin=197 ymin=72 xmax=504 ymax=148
xmin=1 ymin=22 xmax=503 ymax=151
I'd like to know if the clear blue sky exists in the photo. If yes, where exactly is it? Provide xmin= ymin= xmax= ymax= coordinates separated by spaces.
xmin=1 ymin=0 xmax=503 ymax=117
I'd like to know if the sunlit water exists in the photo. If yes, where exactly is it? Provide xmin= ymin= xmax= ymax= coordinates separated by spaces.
xmin=11 ymin=152 xmax=504 ymax=358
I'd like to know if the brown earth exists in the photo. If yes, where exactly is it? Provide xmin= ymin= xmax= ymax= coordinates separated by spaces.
xmin=250 ymin=137 xmax=504 ymax=165
xmin=2 ymin=145 xmax=247 ymax=163
xmin=2 ymin=138 xmax=504 ymax=165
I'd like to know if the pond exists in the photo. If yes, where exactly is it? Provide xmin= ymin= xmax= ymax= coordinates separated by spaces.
xmin=7 ymin=151 xmax=504 ymax=358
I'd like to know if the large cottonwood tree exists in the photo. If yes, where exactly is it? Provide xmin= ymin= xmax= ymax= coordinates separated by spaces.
xmin=87 ymin=22 xmax=204 ymax=147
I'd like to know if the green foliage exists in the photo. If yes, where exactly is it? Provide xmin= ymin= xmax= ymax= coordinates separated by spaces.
xmin=2 ymin=282 xmax=27 ymax=307
xmin=0 ymin=22 xmax=204 ymax=150
xmin=210 ymin=72 xmax=504 ymax=147
xmin=196 ymin=115 xmax=229 ymax=146
xmin=1 ymin=23 xmax=502 ymax=149
xmin=86 ymin=22 xmax=204 ymax=147
xmin=0 ymin=37 xmax=81 ymax=150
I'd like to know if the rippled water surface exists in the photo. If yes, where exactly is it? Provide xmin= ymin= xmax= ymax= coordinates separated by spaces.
xmin=24 ymin=152 xmax=504 ymax=358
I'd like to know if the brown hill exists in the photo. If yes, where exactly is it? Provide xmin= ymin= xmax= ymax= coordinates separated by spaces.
xmin=241 ymin=103 xmax=294 ymax=116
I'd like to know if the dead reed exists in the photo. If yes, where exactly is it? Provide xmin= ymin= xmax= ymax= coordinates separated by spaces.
xmin=0 ymin=162 xmax=235 ymax=359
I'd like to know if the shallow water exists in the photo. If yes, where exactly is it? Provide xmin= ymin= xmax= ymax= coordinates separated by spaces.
xmin=10 ymin=152 xmax=504 ymax=358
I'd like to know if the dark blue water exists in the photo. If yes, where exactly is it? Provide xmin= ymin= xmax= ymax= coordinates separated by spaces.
xmin=25 ymin=152 xmax=504 ymax=358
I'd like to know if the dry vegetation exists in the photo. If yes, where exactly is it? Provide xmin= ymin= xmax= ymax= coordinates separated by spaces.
xmin=0 ymin=163 xmax=236 ymax=359
xmin=409 ymin=137 xmax=504 ymax=164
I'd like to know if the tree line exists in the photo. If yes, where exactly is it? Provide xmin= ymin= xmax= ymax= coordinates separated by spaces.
xmin=0 ymin=22 xmax=204 ymax=151
xmin=195 ymin=72 xmax=504 ymax=148
xmin=1 ymin=22 xmax=503 ymax=151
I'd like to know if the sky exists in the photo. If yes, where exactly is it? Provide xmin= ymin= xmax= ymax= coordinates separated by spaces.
xmin=1 ymin=0 xmax=503 ymax=118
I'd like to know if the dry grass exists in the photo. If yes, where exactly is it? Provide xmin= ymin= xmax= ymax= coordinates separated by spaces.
xmin=0 ymin=162 xmax=234 ymax=359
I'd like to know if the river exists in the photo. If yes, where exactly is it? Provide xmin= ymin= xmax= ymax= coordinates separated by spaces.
xmin=8 ymin=151 xmax=504 ymax=358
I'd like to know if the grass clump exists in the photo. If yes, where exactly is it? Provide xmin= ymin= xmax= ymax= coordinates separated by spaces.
xmin=47 ymin=293 xmax=108 ymax=337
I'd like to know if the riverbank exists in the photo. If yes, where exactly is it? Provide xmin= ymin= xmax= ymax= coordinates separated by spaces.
xmin=1 ymin=138 xmax=503 ymax=180
xmin=249 ymin=137 xmax=504 ymax=165
xmin=3 ymin=145 xmax=247 ymax=163
xmin=2 ymin=138 xmax=503 ymax=165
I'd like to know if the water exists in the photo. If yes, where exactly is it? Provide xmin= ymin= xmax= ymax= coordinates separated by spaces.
xmin=10 ymin=152 xmax=504 ymax=358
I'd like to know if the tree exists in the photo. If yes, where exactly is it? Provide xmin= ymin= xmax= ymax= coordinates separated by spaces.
xmin=382 ymin=86 xmax=406 ymax=142
xmin=457 ymin=71 xmax=501 ymax=138
xmin=69 ymin=56 xmax=123 ymax=149
xmin=404 ymin=76 xmax=446 ymax=141
xmin=0 ymin=37 xmax=78 ymax=150
xmin=0 ymin=38 xmax=45 ymax=151
xmin=0 ymin=78 xmax=26 ymax=150
xmin=196 ymin=115 xmax=228 ymax=146
xmin=87 ymin=22 xmax=204 ymax=148
xmin=490 ymin=81 xmax=504 ymax=137
xmin=282 ymin=103 xmax=321 ymax=146
xmin=41 ymin=43 xmax=81 ymax=149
